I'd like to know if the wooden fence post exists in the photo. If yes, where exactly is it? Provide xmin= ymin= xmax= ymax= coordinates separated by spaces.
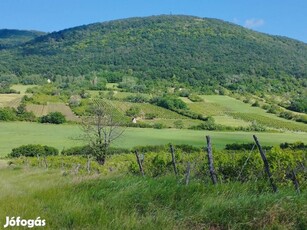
xmin=290 ymin=169 xmax=300 ymax=194
xmin=185 ymin=162 xmax=191 ymax=185
xmin=170 ymin=145 xmax=178 ymax=176
xmin=43 ymin=156 xmax=48 ymax=169
xmin=86 ymin=155 xmax=91 ymax=174
xmin=206 ymin=136 xmax=217 ymax=185
xmin=135 ymin=151 xmax=145 ymax=177
xmin=253 ymin=135 xmax=278 ymax=193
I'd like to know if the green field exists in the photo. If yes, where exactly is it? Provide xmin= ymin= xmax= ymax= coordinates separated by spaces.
xmin=11 ymin=84 xmax=37 ymax=94
xmin=186 ymin=95 xmax=307 ymax=131
xmin=0 ymin=122 xmax=306 ymax=157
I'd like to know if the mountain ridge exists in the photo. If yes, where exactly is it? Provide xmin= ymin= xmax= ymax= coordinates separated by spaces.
xmin=0 ymin=15 xmax=306 ymax=94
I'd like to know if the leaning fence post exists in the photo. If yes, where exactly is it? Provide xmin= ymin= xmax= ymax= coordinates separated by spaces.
xmin=135 ymin=151 xmax=145 ymax=177
xmin=206 ymin=136 xmax=217 ymax=185
xmin=253 ymin=135 xmax=278 ymax=193
xmin=290 ymin=169 xmax=300 ymax=194
xmin=170 ymin=145 xmax=178 ymax=176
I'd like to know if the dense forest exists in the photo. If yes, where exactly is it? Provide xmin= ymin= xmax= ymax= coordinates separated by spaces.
xmin=0 ymin=15 xmax=306 ymax=95
xmin=0 ymin=29 xmax=45 ymax=48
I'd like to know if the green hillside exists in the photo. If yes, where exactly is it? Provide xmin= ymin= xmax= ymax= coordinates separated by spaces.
xmin=0 ymin=15 xmax=306 ymax=95
xmin=0 ymin=29 xmax=45 ymax=48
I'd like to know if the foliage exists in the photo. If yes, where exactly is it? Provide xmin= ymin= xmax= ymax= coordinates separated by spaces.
xmin=144 ymin=113 xmax=156 ymax=119
xmin=280 ymin=142 xmax=307 ymax=150
xmin=150 ymin=95 xmax=188 ymax=111
xmin=0 ymin=16 xmax=306 ymax=96
xmin=9 ymin=144 xmax=58 ymax=157
xmin=225 ymin=143 xmax=272 ymax=151
xmin=288 ymin=97 xmax=307 ymax=113
xmin=40 ymin=112 xmax=66 ymax=124
xmin=188 ymin=94 xmax=203 ymax=102
xmin=125 ymin=106 xmax=141 ymax=117
xmin=81 ymin=99 xmax=125 ymax=164
xmin=125 ymin=94 xmax=149 ymax=103
xmin=153 ymin=123 xmax=165 ymax=129
xmin=173 ymin=120 xmax=184 ymax=129
xmin=0 ymin=107 xmax=18 ymax=121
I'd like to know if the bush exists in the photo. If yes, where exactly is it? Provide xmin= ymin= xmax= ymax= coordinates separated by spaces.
xmin=225 ymin=143 xmax=272 ymax=151
xmin=62 ymin=145 xmax=93 ymax=156
xmin=251 ymin=101 xmax=260 ymax=107
xmin=40 ymin=112 xmax=66 ymax=124
xmin=125 ymin=94 xmax=149 ymax=103
xmin=174 ymin=120 xmax=184 ymax=129
xmin=62 ymin=145 xmax=131 ymax=156
xmin=126 ymin=106 xmax=141 ymax=117
xmin=145 ymin=113 xmax=157 ymax=119
xmin=9 ymin=144 xmax=59 ymax=157
xmin=188 ymin=94 xmax=203 ymax=102
xmin=0 ymin=107 xmax=17 ymax=121
xmin=150 ymin=95 xmax=188 ymax=110
xmin=190 ymin=117 xmax=218 ymax=130
xmin=280 ymin=142 xmax=307 ymax=150
xmin=153 ymin=123 xmax=165 ymax=129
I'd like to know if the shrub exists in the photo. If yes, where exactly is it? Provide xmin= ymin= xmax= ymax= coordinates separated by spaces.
xmin=150 ymin=95 xmax=188 ymax=110
xmin=0 ymin=107 xmax=17 ymax=121
xmin=246 ymin=121 xmax=266 ymax=131
xmin=9 ymin=144 xmax=59 ymax=157
xmin=174 ymin=120 xmax=184 ymax=129
xmin=125 ymin=94 xmax=149 ymax=103
xmin=251 ymin=101 xmax=260 ymax=107
xmin=190 ymin=117 xmax=218 ymax=130
xmin=62 ymin=145 xmax=93 ymax=156
xmin=126 ymin=106 xmax=141 ymax=117
xmin=280 ymin=142 xmax=307 ymax=150
xmin=40 ymin=112 xmax=66 ymax=124
xmin=145 ymin=113 xmax=156 ymax=119
xmin=69 ymin=95 xmax=82 ymax=107
xmin=188 ymin=94 xmax=203 ymax=102
xmin=153 ymin=123 xmax=165 ymax=129
xmin=62 ymin=145 xmax=131 ymax=156
xmin=225 ymin=143 xmax=272 ymax=151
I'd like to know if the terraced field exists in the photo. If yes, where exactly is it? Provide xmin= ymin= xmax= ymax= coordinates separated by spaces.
xmin=186 ymin=95 xmax=307 ymax=131
xmin=110 ymin=100 xmax=187 ymax=119
xmin=26 ymin=103 xmax=80 ymax=122
xmin=0 ymin=94 xmax=23 ymax=108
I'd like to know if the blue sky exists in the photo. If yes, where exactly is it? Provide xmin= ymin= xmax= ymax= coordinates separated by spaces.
xmin=0 ymin=0 xmax=306 ymax=43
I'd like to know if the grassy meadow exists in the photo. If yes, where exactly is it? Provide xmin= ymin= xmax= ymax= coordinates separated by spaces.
xmin=0 ymin=122 xmax=306 ymax=157
xmin=0 ymin=162 xmax=306 ymax=229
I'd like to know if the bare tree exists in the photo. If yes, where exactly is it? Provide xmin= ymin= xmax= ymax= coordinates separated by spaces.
xmin=81 ymin=99 xmax=125 ymax=164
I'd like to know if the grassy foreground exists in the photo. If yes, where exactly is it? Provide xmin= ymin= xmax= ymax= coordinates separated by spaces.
xmin=1 ymin=122 xmax=307 ymax=156
xmin=0 ymin=164 xmax=306 ymax=229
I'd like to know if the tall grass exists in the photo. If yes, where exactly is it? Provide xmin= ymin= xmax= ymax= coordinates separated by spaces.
xmin=0 ymin=165 xmax=306 ymax=229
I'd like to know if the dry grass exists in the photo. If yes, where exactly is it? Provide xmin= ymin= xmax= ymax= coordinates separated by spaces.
xmin=0 ymin=94 xmax=23 ymax=108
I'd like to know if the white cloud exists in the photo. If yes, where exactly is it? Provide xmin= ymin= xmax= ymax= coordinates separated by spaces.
xmin=244 ymin=18 xmax=265 ymax=29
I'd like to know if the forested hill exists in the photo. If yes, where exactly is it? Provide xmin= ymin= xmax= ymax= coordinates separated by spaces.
xmin=0 ymin=29 xmax=45 ymax=48
xmin=0 ymin=15 xmax=307 ymax=93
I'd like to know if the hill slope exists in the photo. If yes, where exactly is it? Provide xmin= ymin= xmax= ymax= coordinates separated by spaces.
xmin=0 ymin=29 xmax=46 ymax=48
xmin=0 ymin=15 xmax=306 ymax=93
